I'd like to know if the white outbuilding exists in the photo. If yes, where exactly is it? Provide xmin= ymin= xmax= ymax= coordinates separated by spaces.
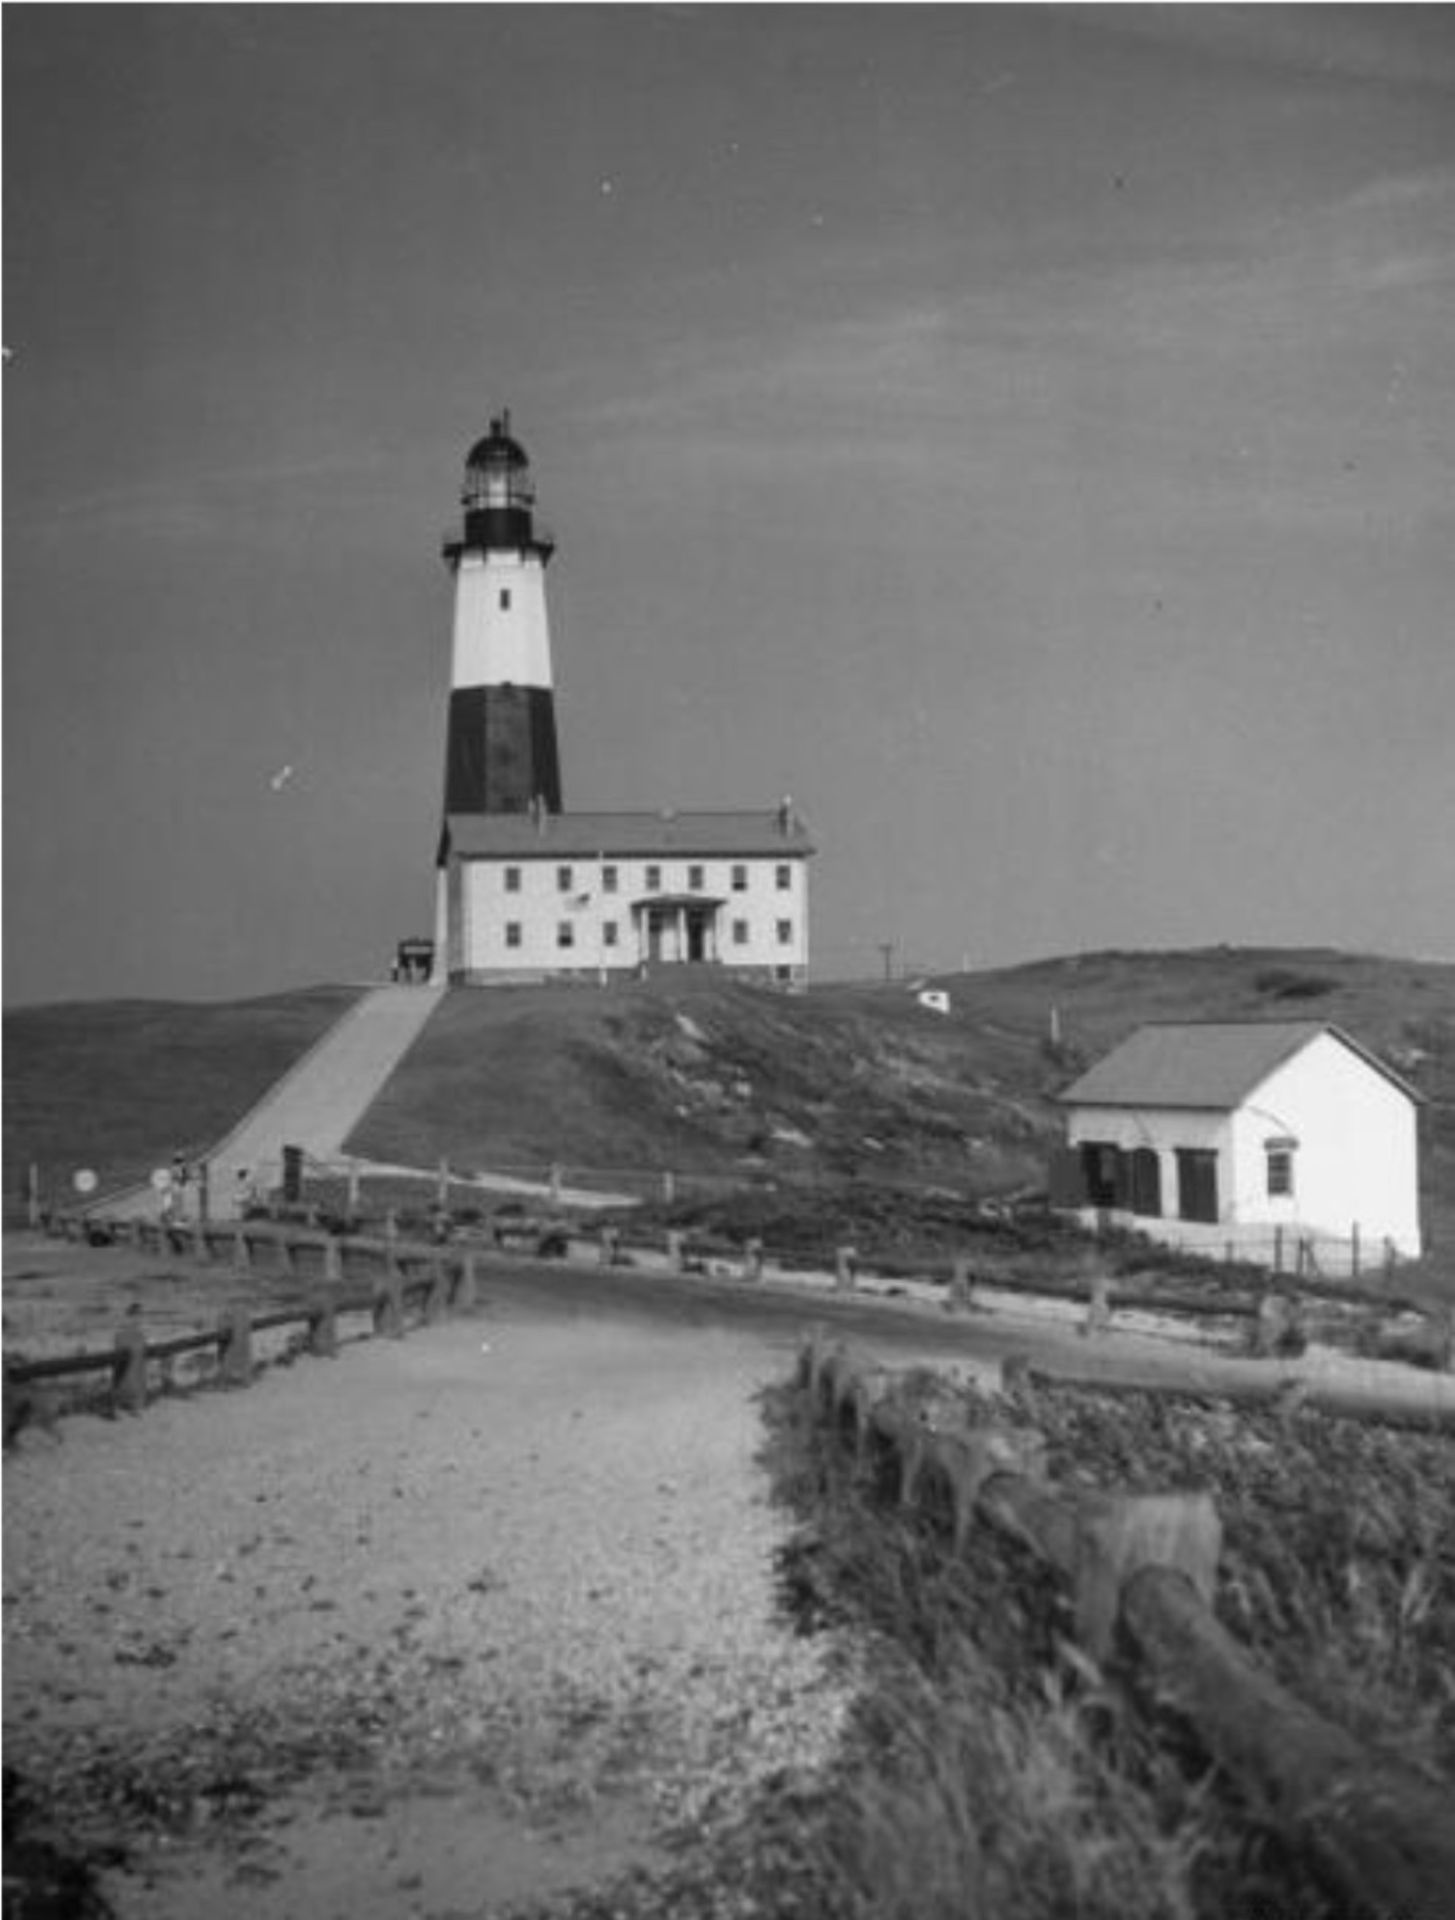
xmin=1052 ymin=1021 xmax=1422 ymax=1274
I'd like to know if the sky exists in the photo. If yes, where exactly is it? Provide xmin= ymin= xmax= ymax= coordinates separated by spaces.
xmin=5 ymin=5 xmax=1455 ymax=1005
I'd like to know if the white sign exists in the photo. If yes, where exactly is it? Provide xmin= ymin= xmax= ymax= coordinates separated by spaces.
xmin=73 ymin=1168 xmax=98 ymax=1195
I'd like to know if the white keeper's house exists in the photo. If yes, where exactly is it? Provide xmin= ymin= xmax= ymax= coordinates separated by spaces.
xmin=427 ymin=413 xmax=814 ymax=986
xmin=1052 ymin=1021 xmax=1423 ymax=1271
xmin=437 ymin=802 xmax=813 ymax=985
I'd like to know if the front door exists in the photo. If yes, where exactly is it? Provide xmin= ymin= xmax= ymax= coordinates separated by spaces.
xmin=686 ymin=908 xmax=709 ymax=963
xmin=647 ymin=909 xmax=668 ymax=963
xmin=1175 ymin=1149 xmax=1219 ymax=1224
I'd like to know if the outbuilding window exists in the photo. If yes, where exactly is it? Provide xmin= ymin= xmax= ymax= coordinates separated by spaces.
xmin=1266 ymin=1139 xmax=1297 ymax=1197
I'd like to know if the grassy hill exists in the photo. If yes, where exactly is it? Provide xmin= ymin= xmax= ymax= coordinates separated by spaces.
xmin=7 ymin=948 xmax=1453 ymax=1252
xmin=3 ymin=985 xmax=360 ymax=1211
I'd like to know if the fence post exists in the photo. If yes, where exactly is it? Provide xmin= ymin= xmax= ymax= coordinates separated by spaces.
xmin=192 ymin=1217 xmax=211 ymax=1265
xmin=549 ymin=1163 xmax=563 ymax=1207
xmin=307 ymin=1295 xmax=338 ymax=1359
xmin=1351 ymin=1221 xmax=1361 ymax=1280
xmin=598 ymin=1226 xmax=619 ymax=1268
xmin=385 ymin=1209 xmax=399 ymax=1245
xmin=666 ymin=1229 xmax=684 ymax=1273
xmin=275 ymin=1232 xmax=295 ymax=1277
xmin=374 ymin=1274 xmax=405 ymax=1340
xmin=347 ymin=1160 xmax=361 ymax=1219
xmin=1082 ymin=1271 xmax=1112 ymax=1339
xmin=949 ymin=1256 xmax=972 ymax=1312
xmin=834 ymin=1245 xmax=857 ymax=1293
xmin=453 ymin=1251 xmax=478 ymax=1313
xmin=661 ymin=1169 xmax=676 ymax=1205
xmin=218 ymin=1306 xmax=254 ymax=1388
xmin=1273 ymin=1225 xmax=1283 ymax=1275
xmin=436 ymin=1157 xmax=451 ymax=1214
xmin=323 ymin=1236 xmax=344 ymax=1283
xmin=112 ymin=1323 xmax=148 ymax=1414
xmin=26 ymin=1163 xmax=41 ymax=1230
xmin=425 ymin=1255 xmax=449 ymax=1323
xmin=744 ymin=1237 xmax=764 ymax=1283
xmin=1384 ymin=1237 xmax=1396 ymax=1281
xmin=232 ymin=1227 xmax=252 ymax=1273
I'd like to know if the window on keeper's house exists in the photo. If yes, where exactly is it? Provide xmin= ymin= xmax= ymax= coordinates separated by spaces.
xmin=499 ymin=589 xmax=512 ymax=610
xmin=688 ymin=865 xmax=704 ymax=891
xmin=557 ymin=866 xmax=573 ymax=892
xmin=557 ymin=922 xmax=574 ymax=949
xmin=732 ymin=919 xmax=749 ymax=945
xmin=776 ymin=919 xmax=793 ymax=945
xmin=603 ymin=922 xmax=618 ymax=947
xmin=731 ymin=865 xmax=748 ymax=891
xmin=775 ymin=863 xmax=792 ymax=890
xmin=602 ymin=866 xmax=618 ymax=893
xmin=505 ymin=923 xmax=522 ymax=949
xmin=504 ymin=867 xmax=521 ymax=893
xmin=1266 ymin=1142 xmax=1296 ymax=1197
xmin=645 ymin=864 xmax=661 ymax=891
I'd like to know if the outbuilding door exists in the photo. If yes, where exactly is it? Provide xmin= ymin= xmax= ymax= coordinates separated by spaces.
xmin=1175 ymin=1149 xmax=1219 ymax=1224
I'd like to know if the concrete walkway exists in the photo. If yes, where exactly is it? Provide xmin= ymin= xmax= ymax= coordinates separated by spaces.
xmin=108 ymin=986 xmax=445 ymax=1221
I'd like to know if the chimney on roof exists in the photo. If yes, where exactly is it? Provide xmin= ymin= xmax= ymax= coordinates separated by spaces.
xmin=777 ymin=795 xmax=794 ymax=835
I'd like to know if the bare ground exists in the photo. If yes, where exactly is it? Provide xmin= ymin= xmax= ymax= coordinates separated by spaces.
xmin=3 ymin=1288 xmax=854 ymax=1919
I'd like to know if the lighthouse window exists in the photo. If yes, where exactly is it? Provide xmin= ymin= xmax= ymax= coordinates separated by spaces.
xmin=557 ymin=866 xmax=573 ymax=893
xmin=776 ymin=919 xmax=793 ymax=946
xmin=499 ymin=589 xmax=512 ymax=610
xmin=688 ymin=865 xmax=705 ymax=891
xmin=775 ymin=864 xmax=792 ymax=891
xmin=505 ymin=922 xmax=522 ymax=949
xmin=504 ymin=867 xmax=521 ymax=893
xmin=557 ymin=922 xmax=575 ymax=949
xmin=731 ymin=865 xmax=748 ymax=891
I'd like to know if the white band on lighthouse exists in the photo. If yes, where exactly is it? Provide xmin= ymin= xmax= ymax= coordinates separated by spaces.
xmin=449 ymin=551 xmax=553 ymax=690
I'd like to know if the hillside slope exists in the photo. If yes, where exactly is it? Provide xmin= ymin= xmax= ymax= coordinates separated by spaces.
xmin=346 ymin=947 xmax=1455 ymax=1246
xmin=7 ymin=950 xmax=1453 ymax=1250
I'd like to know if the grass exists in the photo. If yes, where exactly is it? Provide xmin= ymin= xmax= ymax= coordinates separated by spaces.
xmin=3 ymin=985 xmax=360 ymax=1213
xmin=712 ymin=1369 xmax=1455 ymax=1920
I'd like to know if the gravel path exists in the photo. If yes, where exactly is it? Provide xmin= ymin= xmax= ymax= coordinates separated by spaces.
xmin=3 ymin=1294 xmax=854 ymax=1918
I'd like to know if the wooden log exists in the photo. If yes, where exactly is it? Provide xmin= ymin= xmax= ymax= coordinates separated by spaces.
xmin=218 ymin=1306 xmax=254 ymax=1388
xmin=111 ymin=1323 xmax=149 ymax=1415
xmin=373 ymin=1275 xmax=405 ymax=1340
xmin=1121 ymin=1563 xmax=1455 ymax=1920
xmin=928 ymin=1428 xmax=1048 ymax=1549
xmin=307 ymin=1296 xmax=338 ymax=1359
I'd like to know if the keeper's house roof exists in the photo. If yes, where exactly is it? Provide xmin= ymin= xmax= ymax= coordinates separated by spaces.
xmin=440 ymin=808 xmax=815 ymax=862
xmin=1056 ymin=1021 xmax=1420 ymax=1112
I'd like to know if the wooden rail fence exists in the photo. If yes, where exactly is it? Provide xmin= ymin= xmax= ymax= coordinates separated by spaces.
xmin=798 ymin=1334 xmax=1455 ymax=1920
xmin=4 ymin=1230 xmax=484 ymax=1442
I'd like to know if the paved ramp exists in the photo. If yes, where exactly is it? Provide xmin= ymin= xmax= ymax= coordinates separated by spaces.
xmin=109 ymin=986 xmax=444 ymax=1220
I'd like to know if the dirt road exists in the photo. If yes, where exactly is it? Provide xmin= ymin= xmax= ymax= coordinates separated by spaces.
xmin=3 ymin=1285 xmax=853 ymax=1919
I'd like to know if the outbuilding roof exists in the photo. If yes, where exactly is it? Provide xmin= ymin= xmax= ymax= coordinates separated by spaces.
xmin=1056 ymin=1021 xmax=1420 ymax=1111
xmin=439 ymin=807 xmax=815 ymax=862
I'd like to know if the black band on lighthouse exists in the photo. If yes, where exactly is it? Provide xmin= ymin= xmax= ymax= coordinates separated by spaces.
xmin=445 ymin=685 xmax=562 ymax=814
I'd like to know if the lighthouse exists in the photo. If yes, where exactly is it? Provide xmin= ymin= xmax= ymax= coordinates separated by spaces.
xmin=433 ymin=413 xmax=816 ymax=986
xmin=439 ymin=412 xmax=562 ymax=817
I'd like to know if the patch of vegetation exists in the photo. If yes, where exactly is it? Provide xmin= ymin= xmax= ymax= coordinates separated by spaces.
xmin=1252 ymin=968 xmax=1338 ymax=1001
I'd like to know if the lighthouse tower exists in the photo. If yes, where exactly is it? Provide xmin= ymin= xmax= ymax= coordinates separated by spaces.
xmin=439 ymin=412 xmax=562 ymax=818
